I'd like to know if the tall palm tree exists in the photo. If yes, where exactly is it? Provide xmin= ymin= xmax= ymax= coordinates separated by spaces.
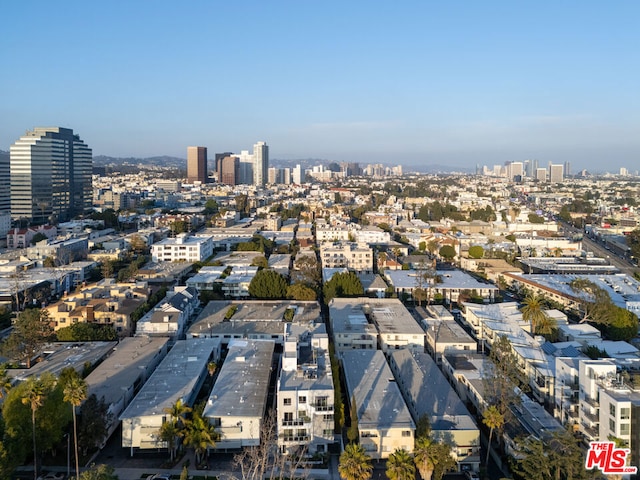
xmin=520 ymin=293 xmax=551 ymax=334
xmin=64 ymin=376 xmax=87 ymax=480
xmin=483 ymin=405 xmax=504 ymax=468
xmin=386 ymin=448 xmax=415 ymax=480
xmin=22 ymin=378 xmax=45 ymax=480
xmin=339 ymin=443 xmax=373 ymax=480
xmin=183 ymin=411 xmax=217 ymax=466
xmin=413 ymin=437 xmax=435 ymax=480
xmin=162 ymin=399 xmax=192 ymax=458
xmin=158 ymin=419 xmax=180 ymax=462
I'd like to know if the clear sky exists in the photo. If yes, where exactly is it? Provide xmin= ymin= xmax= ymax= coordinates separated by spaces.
xmin=1 ymin=1 xmax=638 ymax=171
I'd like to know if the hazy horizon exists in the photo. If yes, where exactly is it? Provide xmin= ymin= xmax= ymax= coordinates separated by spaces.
xmin=2 ymin=1 xmax=638 ymax=172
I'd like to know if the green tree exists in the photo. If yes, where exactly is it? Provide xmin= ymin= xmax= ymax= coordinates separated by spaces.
xmin=57 ymin=323 xmax=118 ymax=342
xmin=160 ymin=399 xmax=192 ymax=461
xmin=77 ymin=394 xmax=111 ymax=456
xmin=204 ymin=199 xmax=219 ymax=215
xmin=569 ymin=278 xmax=615 ymax=324
xmin=1 ymin=309 xmax=54 ymax=368
xmin=413 ymin=437 xmax=435 ymax=480
xmin=520 ymin=293 xmax=552 ymax=334
xmin=22 ymin=378 xmax=44 ymax=480
xmin=30 ymin=232 xmax=49 ymax=245
xmin=286 ymin=282 xmax=317 ymax=301
xmin=347 ymin=395 xmax=359 ymax=443
xmin=338 ymin=443 xmax=373 ymax=480
xmin=64 ymin=375 xmax=88 ymax=480
xmin=101 ymin=259 xmax=114 ymax=279
xmin=386 ymin=448 xmax=415 ymax=480
xmin=79 ymin=463 xmax=118 ymax=480
xmin=250 ymin=255 xmax=268 ymax=269
xmin=603 ymin=307 xmax=639 ymax=342
xmin=415 ymin=414 xmax=431 ymax=440
xmin=626 ymin=229 xmax=640 ymax=260
xmin=468 ymin=245 xmax=484 ymax=259
xmin=323 ymin=272 xmax=364 ymax=303
xmin=183 ymin=410 xmax=217 ymax=466
xmin=438 ymin=245 xmax=456 ymax=261
xmin=482 ymin=405 xmax=504 ymax=468
xmin=0 ymin=364 xmax=12 ymax=400
xmin=248 ymin=270 xmax=288 ymax=299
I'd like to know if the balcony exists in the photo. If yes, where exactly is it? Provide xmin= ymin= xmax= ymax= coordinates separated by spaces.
xmin=282 ymin=435 xmax=310 ymax=443
xmin=281 ymin=419 xmax=305 ymax=427
xmin=312 ymin=404 xmax=334 ymax=412
xmin=582 ymin=410 xmax=599 ymax=423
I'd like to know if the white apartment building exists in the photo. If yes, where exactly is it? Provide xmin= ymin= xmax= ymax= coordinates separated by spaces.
xmin=320 ymin=242 xmax=373 ymax=273
xmin=329 ymin=298 xmax=378 ymax=352
xmin=277 ymin=325 xmax=335 ymax=455
xmin=151 ymin=233 xmax=213 ymax=262
xmin=204 ymin=339 xmax=275 ymax=449
xmin=316 ymin=226 xmax=352 ymax=243
xmin=354 ymin=226 xmax=391 ymax=245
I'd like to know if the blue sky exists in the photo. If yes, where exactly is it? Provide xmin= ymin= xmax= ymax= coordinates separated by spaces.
xmin=1 ymin=1 xmax=638 ymax=170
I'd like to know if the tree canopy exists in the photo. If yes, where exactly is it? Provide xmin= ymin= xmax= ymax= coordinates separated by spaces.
xmin=248 ymin=270 xmax=288 ymax=299
xmin=323 ymin=271 xmax=364 ymax=303
xmin=57 ymin=323 xmax=118 ymax=342
xmin=468 ymin=245 xmax=484 ymax=259
xmin=1 ymin=309 xmax=54 ymax=368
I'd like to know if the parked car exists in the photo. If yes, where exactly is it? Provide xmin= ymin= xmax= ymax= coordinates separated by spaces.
xmin=37 ymin=473 xmax=65 ymax=480
xmin=146 ymin=475 xmax=171 ymax=480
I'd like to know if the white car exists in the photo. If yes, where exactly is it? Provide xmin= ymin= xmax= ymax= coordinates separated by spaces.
xmin=146 ymin=475 xmax=171 ymax=480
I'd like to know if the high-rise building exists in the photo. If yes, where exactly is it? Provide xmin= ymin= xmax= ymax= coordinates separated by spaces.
xmin=292 ymin=164 xmax=302 ymax=184
xmin=237 ymin=150 xmax=254 ymax=185
xmin=535 ymin=168 xmax=547 ymax=182
xmin=253 ymin=141 xmax=268 ymax=187
xmin=187 ymin=146 xmax=208 ymax=183
xmin=10 ymin=127 xmax=92 ymax=224
xmin=215 ymin=152 xmax=233 ymax=182
xmin=549 ymin=164 xmax=564 ymax=183
xmin=0 ymin=150 xmax=10 ymax=213
xmin=220 ymin=155 xmax=238 ymax=185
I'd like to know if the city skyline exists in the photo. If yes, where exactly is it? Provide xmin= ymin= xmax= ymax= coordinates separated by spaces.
xmin=1 ymin=1 xmax=638 ymax=170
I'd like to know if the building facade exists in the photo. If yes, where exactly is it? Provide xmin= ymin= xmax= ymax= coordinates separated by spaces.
xmin=253 ymin=141 xmax=268 ymax=187
xmin=10 ymin=127 xmax=92 ymax=224
xmin=187 ymin=146 xmax=208 ymax=183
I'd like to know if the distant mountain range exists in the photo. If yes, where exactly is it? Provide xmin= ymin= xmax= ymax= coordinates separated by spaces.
xmin=0 ymin=151 xmax=469 ymax=175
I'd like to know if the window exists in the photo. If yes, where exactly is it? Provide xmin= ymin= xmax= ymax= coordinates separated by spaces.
xmin=610 ymin=419 xmax=616 ymax=431
xmin=610 ymin=404 xmax=616 ymax=416
xmin=402 ymin=430 xmax=412 ymax=437
xmin=284 ymin=412 xmax=293 ymax=422
xmin=284 ymin=398 xmax=292 ymax=406
xmin=620 ymin=423 xmax=630 ymax=436
xmin=299 ymin=396 xmax=307 ymax=404
xmin=621 ymin=407 xmax=630 ymax=420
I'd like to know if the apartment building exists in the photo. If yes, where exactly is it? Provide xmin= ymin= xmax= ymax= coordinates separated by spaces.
xmin=151 ymin=233 xmax=213 ymax=262
xmin=320 ymin=242 xmax=373 ymax=273
xmin=277 ymin=325 xmax=335 ymax=455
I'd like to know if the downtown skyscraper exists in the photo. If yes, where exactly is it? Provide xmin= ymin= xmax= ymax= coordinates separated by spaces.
xmin=10 ymin=127 xmax=92 ymax=224
xmin=187 ymin=146 xmax=208 ymax=183
xmin=253 ymin=141 xmax=268 ymax=187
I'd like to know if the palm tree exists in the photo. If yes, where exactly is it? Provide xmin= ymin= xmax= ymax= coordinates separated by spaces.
xmin=64 ymin=376 xmax=88 ymax=480
xmin=520 ymin=293 xmax=551 ymax=334
xmin=386 ymin=448 xmax=415 ymax=480
xmin=483 ymin=405 xmax=504 ymax=468
xmin=207 ymin=361 xmax=217 ymax=378
xmin=413 ymin=437 xmax=435 ymax=480
xmin=22 ymin=378 xmax=45 ymax=480
xmin=183 ymin=411 xmax=217 ymax=466
xmin=158 ymin=419 xmax=180 ymax=462
xmin=162 ymin=399 xmax=192 ymax=459
xmin=338 ymin=443 xmax=373 ymax=480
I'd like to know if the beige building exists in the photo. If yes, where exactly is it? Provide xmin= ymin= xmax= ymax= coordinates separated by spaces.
xmin=320 ymin=242 xmax=373 ymax=273
xmin=44 ymin=281 xmax=149 ymax=335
